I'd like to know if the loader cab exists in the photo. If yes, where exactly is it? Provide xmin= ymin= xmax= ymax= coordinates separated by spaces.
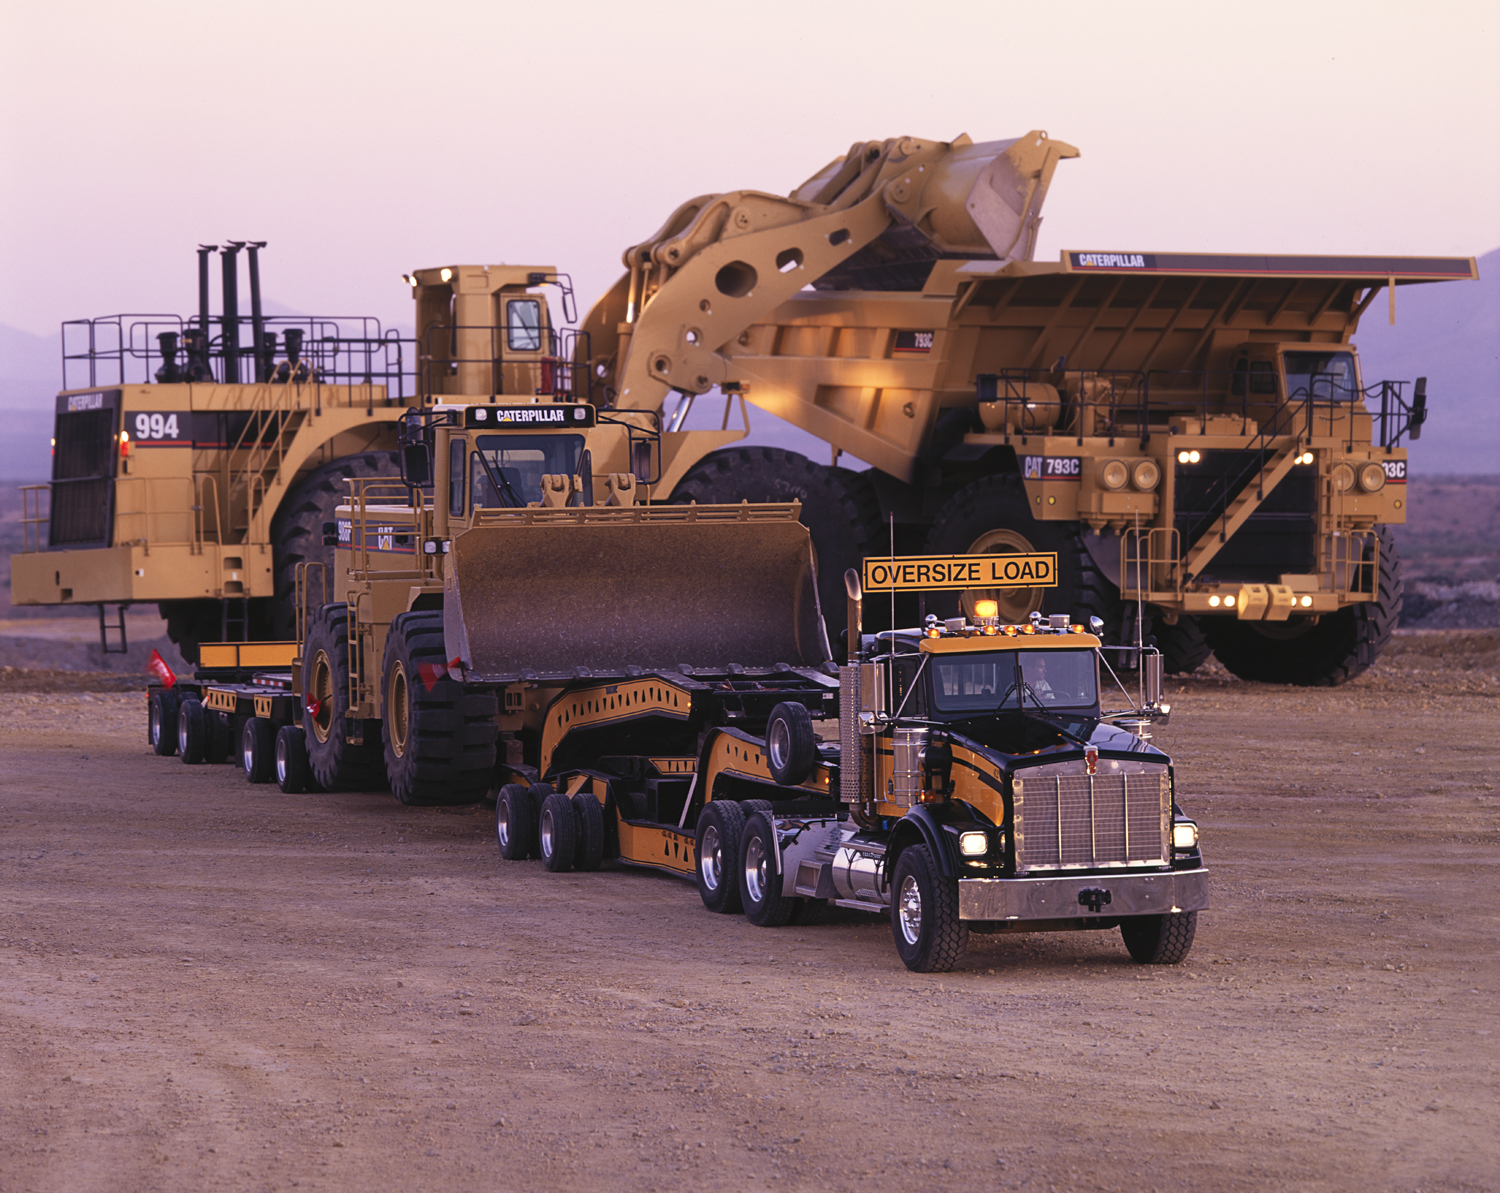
xmin=429 ymin=403 xmax=599 ymax=524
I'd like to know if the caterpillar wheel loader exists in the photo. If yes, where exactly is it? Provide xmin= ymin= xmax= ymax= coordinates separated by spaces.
xmin=583 ymin=131 xmax=1479 ymax=685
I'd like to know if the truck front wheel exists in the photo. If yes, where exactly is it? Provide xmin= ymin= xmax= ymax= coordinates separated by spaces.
xmin=890 ymin=845 xmax=967 ymax=973
xmin=1120 ymin=911 xmax=1197 ymax=964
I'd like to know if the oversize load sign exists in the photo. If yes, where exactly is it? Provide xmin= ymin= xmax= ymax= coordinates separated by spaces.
xmin=862 ymin=553 xmax=1058 ymax=592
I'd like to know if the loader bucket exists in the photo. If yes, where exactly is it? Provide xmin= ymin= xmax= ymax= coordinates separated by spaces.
xmin=446 ymin=504 xmax=829 ymax=682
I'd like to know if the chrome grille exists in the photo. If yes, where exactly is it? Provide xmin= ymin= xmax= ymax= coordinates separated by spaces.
xmin=1014 ymin=759 xmax=1169 ymax=871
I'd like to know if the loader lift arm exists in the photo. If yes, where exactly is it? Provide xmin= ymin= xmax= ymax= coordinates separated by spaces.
xmin=583 ymin=132 xmax=1079 ymax=413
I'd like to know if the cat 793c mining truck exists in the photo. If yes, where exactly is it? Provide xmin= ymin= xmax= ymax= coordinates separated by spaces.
xmin=579 ymin=131 xmax=1480 ymax=685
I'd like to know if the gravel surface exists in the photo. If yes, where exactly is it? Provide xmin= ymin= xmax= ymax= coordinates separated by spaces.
xmin=1 ymin=634 xmax=1497 ymax=1192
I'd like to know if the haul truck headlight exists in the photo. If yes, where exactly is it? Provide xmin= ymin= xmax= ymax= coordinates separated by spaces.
xmin=1296 ymin=451 xmax=1315 ymax=465
xmin=1178 ymin=450 xmax=1201 ymax=465
xmin=1358 ymin=462 xmax=1386 ymax=492
xmin=1132 ymin=459 xmax=1160 ymax=490
xmin=958 ymin=831 xmax=988 ymax=857
xmin=1100 ymin=460 xmax=1129 ymax=490
xmin=1331 ymin=463 xmax=1356 ymax=493
xmin=1172 ymin=821 xmax=1200 ymax=851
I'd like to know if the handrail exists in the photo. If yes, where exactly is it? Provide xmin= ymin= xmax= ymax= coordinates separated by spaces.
xmin=19 ymin=484 xmax=49 ymax=552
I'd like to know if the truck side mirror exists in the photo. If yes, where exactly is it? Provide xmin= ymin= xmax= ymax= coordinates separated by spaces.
xmin=1409 ymin=376 xmax=1427 ymax=440
xmin=1142 ymin=650 xmax=1164 ymax=709
xmin=401 ymin=442 xmax=431 ymax=487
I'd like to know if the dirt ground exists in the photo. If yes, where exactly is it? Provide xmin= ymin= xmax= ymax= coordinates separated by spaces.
xmin=1 ymin=633 xmax=1498 ymax=1193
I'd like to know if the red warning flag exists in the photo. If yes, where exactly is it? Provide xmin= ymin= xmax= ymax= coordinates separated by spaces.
xmin=304 ymin=692 xmax=329 ymax=718
xmin=147 ymin=649 xmax=177 ymax=689
xmin=417 ymin=662 xmax=447 ymax=691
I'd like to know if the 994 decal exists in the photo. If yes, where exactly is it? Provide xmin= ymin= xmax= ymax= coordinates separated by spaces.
xmin=1023 ymin=455 xmax=1082 ymax=481
xmin=132 ymin=412 xmax=182 ymax=440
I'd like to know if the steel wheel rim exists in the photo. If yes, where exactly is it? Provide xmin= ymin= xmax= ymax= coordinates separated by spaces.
xmin=150 ymin=702 xmax=162 ymax=746
xmin=389 ymin=662 xmax=410 ymax=759
xmin=177 ymin=712 xmax=190 ymax=756
xmin=540 ymin=807 xmax=555 ymax=859
xmin=898 ymin=874 xmax=923 ymax=946
xmin=964 ymin=528 xmax=1042 ymax=622
xmin=310 ymin=651 xmax=334 ymax=743
xmin=242 ymin=726 xmax=255 ymax=776
xmin=768 ymin=719 xmax=790 ymax=772
xmin=700 ymin=824 xmax=722 ymax=891
xmin=497 ymin=801 xmax=512 ymax=849
xmin=275 ymin=734 xmax=289 ymax=784
xmin=744 ymin=835 xmax=768 ymax=904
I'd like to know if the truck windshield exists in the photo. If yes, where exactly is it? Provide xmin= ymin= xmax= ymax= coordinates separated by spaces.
xmin=1283 ymin=351 xmax=1359 ymax=402
xmin=930 ymin=649 xmax=1098 ymax=714
xmin=471 ymin=434 xmax=584 ymax=508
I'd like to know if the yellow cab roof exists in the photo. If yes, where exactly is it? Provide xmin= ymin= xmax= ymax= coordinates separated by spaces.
xmin=918 ymin=632 xmax=1102 ymax=654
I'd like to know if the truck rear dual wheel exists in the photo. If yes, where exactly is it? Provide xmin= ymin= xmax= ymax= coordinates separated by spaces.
xmin=303 ymin=604 xmax=387 ymax=792
xmin=276 ymin=725 xmax=314 ymax=794
xmin=740 ymin=812 xmax=802 ymax=928
xmin=177 ymin=698 xmax=206 ymax=764
xmin=496 ymin=783 xmax=533 ymax=860
xmin=1120 ymin=911 xmax=1197 ymax=964
xmin=891 ymin=845 xmax=968 ymax=973
xmin=242 ymin=718 xmax=276 ymax=784
xmin=150 ymin=689 xmax=179 ymax=756
xmin=695 ymin=800 xmax=746 ymax=915
xmin=1200 ymin=528 xmax=1403 ymax=686
xmin=381 ymin=612 xmax=498 ymax=806
xmin=925 ymin=473 xmax=1126 ymax=643
xmin=539 ymin=792 xmax=577 ymax=873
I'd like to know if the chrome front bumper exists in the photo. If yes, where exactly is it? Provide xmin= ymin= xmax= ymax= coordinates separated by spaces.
xmin=957 ymin=868 xmax=1209 ymax=922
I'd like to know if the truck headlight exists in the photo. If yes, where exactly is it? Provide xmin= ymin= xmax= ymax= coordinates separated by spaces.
xmin=1172 ymin=821 xmax=1199 ymax=851
xmin=1358 ymin=462 xmax=1385 ymax=492
xmin=1331 ymin=463 xmax=1356 ymax=493
xmin=1132 ymin=459 xmax=1160 ymax=491
xmin=958 ymin=831 xmax=988 ymax=856
xmin=1100 ymin=460 xmax=1129 ymax=490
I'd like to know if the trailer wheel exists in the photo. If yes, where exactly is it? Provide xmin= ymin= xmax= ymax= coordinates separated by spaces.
xmin=275 ymin=725 xmax=313 ymax=794
xmin=539 ymin=792 xmax=577 ymax=873
xmin=242 ymin=718 xmax=276 ymax=784
xmin=150 ymin=689 xmax=179 ymax=756
xmin=205 ymin=712 xmax=232 ymax=765
xmin=1201 ymin=528 xmax=1403 ymax=686
xmin=695 ymin=800 xmax=746 ymax=914
xmin=302 ymin=603 xmax=386 ymax=791
xmin=766 ymin=702 xmax=817 ymax=786
xmin=1120 ymin=911 xmax=1197 ymax=964
xmin=668 ymin=447 xmax=884 ymax=646
xmin=890 ymin=845 xmax=968 ymax=973
xmin=573 ymin=791 xmax=605 ymax=872
xmin=177 ymin=697 xmax=206 ymax=764
xmin=925 ymin=473 xmax=1124 ymax=640
xmin=381 ymin=611 xmax=498 ymax=806
xmin=740 ymin=812 xmax=800 ymax=928
xmin=496 ymin=783 xmax=533 ymax=861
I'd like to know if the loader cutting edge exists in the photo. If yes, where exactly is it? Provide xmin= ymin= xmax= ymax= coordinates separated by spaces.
xmin=444 ymin=503 xmax=830 ymax=682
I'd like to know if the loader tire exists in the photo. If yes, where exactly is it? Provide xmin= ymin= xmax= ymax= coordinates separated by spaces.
xmin=242 ymin=717 xmax=276 ymax=784
xmin=177 ymin=697 xmax=206 ymax=764
xmin=1121 ymin=911 xmax=1198 ymax=964
xmin=496 ymin=783 xmax=533 ymax=860
xmin=150 ymin=689 xmax=179 ymax=756
xmin=302 ymin=603 xmax=386 ymax=792
xmin=1155 ymin=615 xmax=1211 ymax=676
xmin=539 ymin=792 xmax=577 ymax=873
xmin=269 ymin=451 xmax=402 ymax=640
xmin=668 ymin=447 xmax=883 ymax=647
xmin=275 ymin=724 xmax=313 ymax=794
xmin=925 ymin=473 xmax=1126 ymax=643
xmin=573 ymin=791 xmax=605 ymax=872
xmin=381 ymin=611 xmax=497 ymax=806
xmin=740 ymin=811 xmax=800 ymax=928
xmin=1201 ymin=527 xmax=1403 ymax=686
xmin=695 ymin=800 xmax=746 ymax=915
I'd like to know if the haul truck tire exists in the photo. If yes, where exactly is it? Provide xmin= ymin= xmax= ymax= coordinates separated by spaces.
xmin=1155 ymin=615 xmax=1211 ymax=676
xmin=303 ymin=604 xmax=386 ymax=791
xmin=381 ymin=611 xmax=497 ymax=806
xmin=496 ymin=784 xmax=533 ymax=860
xmin=740 ymin=811 xmax=801 ymax=928
xmin=242 ymin=718 xmax=275 ymax=783
xmin=1121 ymin=911 xmax=1198 ymax=964
xmin=149 ymin=689 xmax=179 ymax=756
xmin=891 ymin=845 xmax=968 ymax=973
xmin=1201 ymin=527 xmax=1403 ymax=687
xmin=695 ymin=800 xmax=746 ymax=914
xmin=275 ymin=725 xmax=313 ymax=793
xmin=572 ymin=791 xmax=605 ymax=872
xmin=268 ymin=450 xmax=402 ymax=640
xmin=177 ymin=697 xmax=206 ymax=764
xmin=669 ymin=447 xmax=883 ymax=646
xmin=924 ymin=474 xmax=1125 ymax=641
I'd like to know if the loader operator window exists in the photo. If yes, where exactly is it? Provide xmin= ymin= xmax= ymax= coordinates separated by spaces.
xmin=1283 ymin=351 xmax=1359 ymax=402
xmin=471 ymin=434 xmax=584 ymax=508
xmin=930 ymin=649 xmax=1098 ymax=714
xmin=506 ymin=300 xmax=544 ymax=352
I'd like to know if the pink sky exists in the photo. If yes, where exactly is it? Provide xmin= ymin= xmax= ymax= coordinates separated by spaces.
xmin=2 ymin=0 xmax=1496 ymax=338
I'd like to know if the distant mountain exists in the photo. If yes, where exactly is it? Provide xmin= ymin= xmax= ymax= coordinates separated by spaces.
xmin=1353 ymin=247 xmax=1499 ymax=474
